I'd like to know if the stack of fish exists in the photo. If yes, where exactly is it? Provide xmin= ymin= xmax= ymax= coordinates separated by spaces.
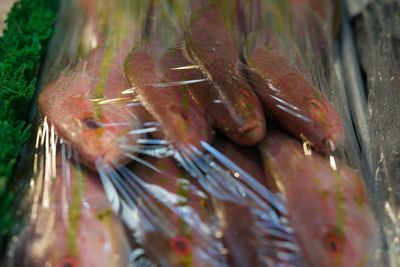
xmin=4 ymin=0 xmax=380 ymax=266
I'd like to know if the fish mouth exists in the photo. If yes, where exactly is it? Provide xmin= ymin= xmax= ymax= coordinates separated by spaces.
xmin=80 ymin=141 xmax=119 ymax=170
xmin=236 ymin=121 xmax=265 ymax=145
xmin=94 ymin=152 xmax=120 ymax=171
xmin=101 ymin=136 xmax=134 ymax=167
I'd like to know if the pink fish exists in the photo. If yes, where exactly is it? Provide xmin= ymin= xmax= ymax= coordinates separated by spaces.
xmin=213 ymin=139 xmax=267 ymax=267
xmin=213 ymin=139 xmax=300 ymax=266
xmin=184 ymin=3 xmax=266 ymax=145
xmin=39 ymin=1 xmax=150 ymax=168
xmin=246 ymin=40 xmax=344 ymax=152
xmin=124 ymin=48 xmax=213 ymax=151
xmin=259 ymin=129 xmax=377 ymax=267
xmin=105 ymin=156 xmax=228 ymax=267
xmin=14 ymin=152 xmax=131 ymax=267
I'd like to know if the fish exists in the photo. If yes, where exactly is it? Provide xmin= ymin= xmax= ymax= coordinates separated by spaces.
xmin=13 ymin=139 xmax=131 ymax=267
xmin=212 ymin=200 xmax=260 ymax=267
xmin=232 ymin=0 xmax=262 ymax=41
xmin=124 ymin=48 xmax=213 ymax=152
xmin=134 ymin=156 xmax=224 ymax=267
xmin=213 ymin=139 xmax=266 ymax=267
xmin=259 ymin=129 xmax=377 ymax=267
xmin=212 ymin=139 xmax=269 ymax=267
xmin=184 ymin=2 xmax=266 ymax=145
xmin=246 ymin=38 xmax=344 ymax=152
xmin=123 ymin=0 xmax=214 ymax=152
xmin=213 ymin=138 xmax=300 ymax=266
xmin=290 ymin=0 xmax=331 ymax=64
xmin=97 ymin=155 xmax=228 ymax=267
xmin=39 ymin=49 xmax=146 ymax=168
xmin=233 ymin=0 xmax=343 ymax=151
xmin=38 ymin=0 xmax=151 ymax=168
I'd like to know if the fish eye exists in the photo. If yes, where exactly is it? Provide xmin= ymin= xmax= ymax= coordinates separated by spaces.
xmin=170 ymin=236 xmax=191 ymax=256
xmin=57 ymin=255 xmax=78 ymax=267
xmin=82 ymin=117 xmax=102 ymax=129
xmin=311 ymin=99 xmax=324 ymax=110
xmin=322 ymin=227 xmax=345 ymax=254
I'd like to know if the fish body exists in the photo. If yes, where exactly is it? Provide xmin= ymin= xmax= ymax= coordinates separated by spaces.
xmin=234 ymin=0 xmax=342 ymax=151
xmin=14 ymin=153 xmax=131 ymax=267
xmin=39 ymin=49 xmax=143 ymax=168
xmin=118 ymin=0 xmax=214 ymax=152
xmin=259 ymin=130 xmax=377 ymax=267
xmin=39 ymin=0 xmax=148 ymax=168
xmin=291 ymin=0 xmax=329 ymax=60
xmin=213 ymin=140 xmax=267 ymax=267
xmin=124 ymin=156 xmax=226 ymax=267
xmin=247 ymin=44 xmax=344 ymax=151
xmin=124 ymin=48 xmax=213 ymax=151
xmin=185 ymin=3 xmax=266 ymax=145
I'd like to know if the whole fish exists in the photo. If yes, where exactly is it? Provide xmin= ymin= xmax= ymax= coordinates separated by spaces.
xmin=246 ymin=39 xmax=344 ymax=152
xmin=39 ymin=49 xmax=146 ymax=168
xmin=99 ymin=155 xmax=228 ymax=267
xmin=123 ymin=0 xmax=213 ymax=152
xmin=184 ymin=2 xmax=266 ymax=145
xmin=13 ymin=150 xmax=131 ymax=267
xmin=232 ymin=0 xmax=343 ymax=152
xmin=39 ymin=0 xmax=151 ymax=168
xmin=259 ymin=129 xmax=377 ymax=267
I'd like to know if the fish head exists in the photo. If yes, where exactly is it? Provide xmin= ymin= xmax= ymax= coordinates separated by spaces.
xmin=15 ymin=213 xmax=126 ymax=267
xmin=260 ymin=132 xmax=376 ymax=266
xmin=296 ymin=166 xmax=377 ymax=267
xmin=53 ymin=256 xmax=80 ymax=267
xmin=143 ymin=233 xmax=209 ymax=267
xmin=13 ymin=213 xmax=83 ymax=267
xmin=39 ymin=69 xmax=141 ymax=168
xmin=12 ymin=155 xmax=131 ymax=267
xmin=14 ymin=200 xmax=129 ymax=267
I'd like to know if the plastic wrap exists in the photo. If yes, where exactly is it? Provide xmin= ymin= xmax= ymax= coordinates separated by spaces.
xmin=0 ymin=0 xmax=57 ymax=257
xmin=4 ymin=0 xmax=383 ymax=266
xmin=10 ymin=121 xmax=132 ymax=266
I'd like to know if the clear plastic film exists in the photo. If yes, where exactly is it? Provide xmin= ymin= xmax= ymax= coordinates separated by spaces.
xmin=6 ymin=121 xmax=133 ymax=266
xmin=231 ymin=1 xmax=378 ymax=266
xmin=3 ymin=0 xmax=385 ymax=266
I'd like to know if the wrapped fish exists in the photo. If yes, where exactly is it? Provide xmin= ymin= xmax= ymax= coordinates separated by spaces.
xmin=9 ymin=125 xmax=132 ymax=266
xmin=38 ymin=0 xmax=151 ymax=168
xmin=3 ymin=0 xmax=386 ymax=266
xmin=259 ymin=129 xmax=377 ymax=267
xmin=213 ymin=139 xmax=300 ymax=266
xmin=17 ymin=0 xmax=296 ymax=266
xmin=183 ymin=2 xmax=266 ymax=145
